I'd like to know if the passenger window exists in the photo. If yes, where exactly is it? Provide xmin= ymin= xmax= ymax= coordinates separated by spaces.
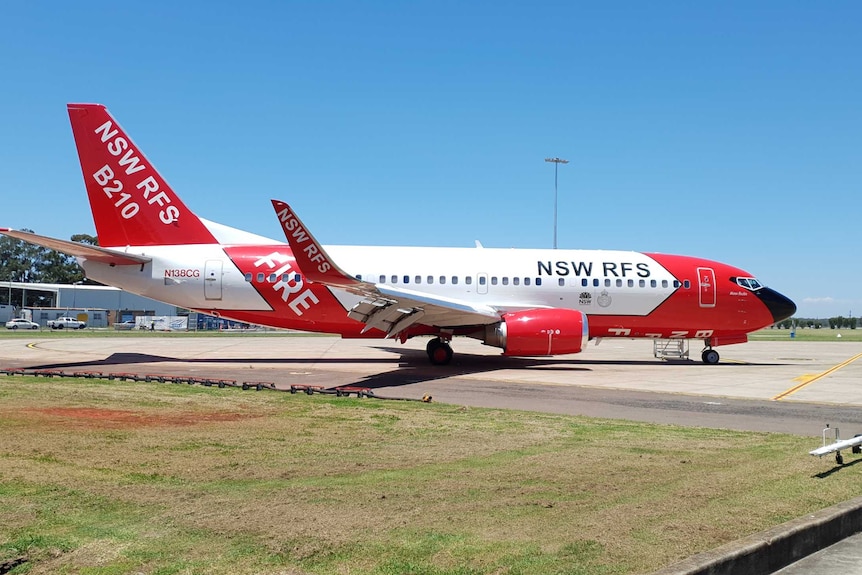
xmin=524 ymin=278 xmax=531 ymax=286
xmin=282 ymin=273 xmax=289 ymax=282
xmin=616 ymin=279 xmax=623 ymax=287
xmin=452 ymin=277 xmax=458 ymax=285
xmin=605 ymin=279 xmax=611 ymax=287
xmin=639 ymin=279 xmax=645 ymax=288
xmin=491 ymin=277 xmax=498 ymax=286
xmin=558 ymin=278 xmax=565 ymax=287
xmin=414 ymin=275 xmax=420 ymax=284
xmin=536 ymin=278 xmax=542 ymax=286
xmin=582 ymin=279 xmax=588 ymax=287
xmin=379 ymin=275 xmax=386 ymax=283
xmin=502 ymin=277 xmax=509 ymax=286
xmin=256 ymin=272 xmax=264 ymax=283
xmin=440 ymin=276 xmax=446 ymax=284
xmin=403 ymin=275 xmax=410 ymax=284
xmin=683 ymin=280 xmax=691 ymax=289
xmin=466 ymin=277 xmax=472 ymax=285
xmin=662 ymin=280 xmax=669 ymax=288
xmin=478 ymin=277 xmax=485 ymax=285
xmin=650 ymin=279 xmax=657 ymax=288
xmin=593 ymin=279 xmax=599 ymax=287
xmin=628 ymin=279 xmax=634 ymax=287
xmin=513 ymin=277 xmax=520 ymax=286
xmin=295 ymin=274 xmax=301 ymax=282
xmin=244 ymin=272 xmax=252 ymax=282
xmin=673 ymin=280 xmax=680 ymax=288
xmin=356 ymin=275 xmax=362 ymax=281
xmin=427 ymin=276 xmax=434 ymax=284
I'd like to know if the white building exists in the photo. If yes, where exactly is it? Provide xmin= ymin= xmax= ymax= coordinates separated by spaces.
xmin=2 ymin=281 xmax=177 ymax=327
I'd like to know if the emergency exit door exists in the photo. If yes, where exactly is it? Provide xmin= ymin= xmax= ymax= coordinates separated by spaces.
xmin=204 ymin=260 xmax=223 ymax=301
xmin=697 ymin=267 xmax=716 ymax=308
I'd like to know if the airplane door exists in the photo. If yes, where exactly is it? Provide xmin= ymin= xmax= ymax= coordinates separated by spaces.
xmin=477 ymin=273 xmax=488 ymax=295
xmin=697 ymin=267 xmax=716 ymax=308
xmin=204 ymin=260 xmax=223 ymax=301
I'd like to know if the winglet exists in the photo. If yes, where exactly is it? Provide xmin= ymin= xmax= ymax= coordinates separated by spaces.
xmin=271 ymin=200 xmax=360 ymax=287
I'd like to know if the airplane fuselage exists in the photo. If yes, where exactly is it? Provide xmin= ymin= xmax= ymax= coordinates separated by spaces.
xmin=80 ymin=243 xmax=782 ymax=345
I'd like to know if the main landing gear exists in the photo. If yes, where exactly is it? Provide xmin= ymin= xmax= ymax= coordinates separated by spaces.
xmin=426 ymin=338 xmax=453 ymax=366
xmin=701 ymin=348 xmax=720 ymax=365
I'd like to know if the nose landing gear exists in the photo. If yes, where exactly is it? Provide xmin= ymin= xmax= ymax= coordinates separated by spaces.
xmin=701 ymin=348 xmax=720 ymax=365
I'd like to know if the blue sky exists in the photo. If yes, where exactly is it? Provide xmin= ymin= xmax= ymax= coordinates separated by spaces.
xmin=0 ymin=2 xmax=859 ymax=318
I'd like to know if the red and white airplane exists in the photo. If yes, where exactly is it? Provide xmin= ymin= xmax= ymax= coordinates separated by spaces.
xmin=0 ymin=104 xmax=796 ymax=365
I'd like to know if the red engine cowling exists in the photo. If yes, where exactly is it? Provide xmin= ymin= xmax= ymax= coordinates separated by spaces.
xmin=482 ymin=309 xmax=589 ymax=356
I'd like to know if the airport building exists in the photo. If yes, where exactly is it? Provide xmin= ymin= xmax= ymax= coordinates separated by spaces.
xmin=2 ymin=281 xmax=177 ymax=327
xmin=2 ymin=281 xmax=259 ymax=331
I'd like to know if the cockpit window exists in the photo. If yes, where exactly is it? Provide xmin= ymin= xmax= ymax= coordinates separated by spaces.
xmin=735 ymin=277 xmax=763 ymax=291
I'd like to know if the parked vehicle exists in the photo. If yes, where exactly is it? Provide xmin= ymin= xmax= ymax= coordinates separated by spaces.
xmin=5 ymin=318 xmax=40 ymax=330
xmin=113 ymin=320 xmax=137 ymax=330
xmin=47 ymin=316 xmax=87 ymax=329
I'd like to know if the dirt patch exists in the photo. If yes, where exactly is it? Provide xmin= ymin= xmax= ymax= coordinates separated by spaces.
xmin=15 ymin=407 xmax=261 ymax=429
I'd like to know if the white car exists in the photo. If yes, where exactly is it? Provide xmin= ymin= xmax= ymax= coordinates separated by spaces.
xmin=5 ymin=318 xmax=40 ymax=330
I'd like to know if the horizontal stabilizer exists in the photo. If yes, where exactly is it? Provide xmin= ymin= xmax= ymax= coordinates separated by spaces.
xmin=0 ymin=228 xmax=151 ymax=266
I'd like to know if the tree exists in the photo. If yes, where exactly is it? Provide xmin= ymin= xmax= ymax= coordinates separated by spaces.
xmin=0 ymin=231 xmax=93 ymax=306
xmin=71 ymin=233 xmax=98 ymax=246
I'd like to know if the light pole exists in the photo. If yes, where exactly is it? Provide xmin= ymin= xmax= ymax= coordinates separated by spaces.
xmin=544 ymin=157 xmax=569 ymax=249
xmin=72 ymin=281 xmax=83 ymax=309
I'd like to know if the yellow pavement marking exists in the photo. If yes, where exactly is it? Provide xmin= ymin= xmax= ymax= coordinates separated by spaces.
xmin=773 ymin=352 xmax=862 ymax=401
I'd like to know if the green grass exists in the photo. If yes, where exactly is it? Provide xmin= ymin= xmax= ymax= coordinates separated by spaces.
xmin=0 ymin=376 xmax=857 ymax=574
xmin=750 ymin=327 xmax=862 ymax=342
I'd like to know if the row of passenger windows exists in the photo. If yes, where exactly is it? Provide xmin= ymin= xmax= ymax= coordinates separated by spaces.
xmin=243 ymin=271 xmax=691 ymax=291
xmin=245 ymin=272 xmax=302 ymax=283
xmin=364 ymin=275 xmax=536 ymax=286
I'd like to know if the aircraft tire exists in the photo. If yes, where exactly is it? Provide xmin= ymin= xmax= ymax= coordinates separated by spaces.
xmin=427 ymin=339 xmax=453 ymax=366
xmin=702 ymin=349 xmax=720 ymax=365
xmin=837 ymin=453 xmax=844 ymax=465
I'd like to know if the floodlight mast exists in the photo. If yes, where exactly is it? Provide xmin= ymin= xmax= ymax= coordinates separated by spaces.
xmin=544 ymin=157 xmax=569 ymax=249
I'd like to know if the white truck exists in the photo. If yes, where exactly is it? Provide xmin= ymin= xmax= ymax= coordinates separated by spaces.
xmin=47 ymin=316 xmax=87 ymax=330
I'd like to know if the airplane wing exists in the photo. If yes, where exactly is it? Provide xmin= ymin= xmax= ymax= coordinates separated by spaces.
xmin=810 ymin=435 xmax=862 ymax=457
xmin=271 ymin=200 xmax=502 ymax=337
xmin=0 ymin=228 xmax=152 ymax=266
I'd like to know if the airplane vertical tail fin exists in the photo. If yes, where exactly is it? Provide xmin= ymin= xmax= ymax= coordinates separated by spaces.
xmin=67 ymin=104 xmax=217 ymax=248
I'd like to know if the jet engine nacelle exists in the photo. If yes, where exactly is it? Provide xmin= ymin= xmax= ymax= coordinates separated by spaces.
xmin=482 ymin=308 xmax=589 ymax=356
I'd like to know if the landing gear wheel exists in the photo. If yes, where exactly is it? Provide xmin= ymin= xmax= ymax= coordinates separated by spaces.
xmin=836 ymin=453 xmax=844 ymax=465
xmin=701 ymin=349 xmax=720 ymax=365
xmin=426 ymin=338 xmax=453 ymax=366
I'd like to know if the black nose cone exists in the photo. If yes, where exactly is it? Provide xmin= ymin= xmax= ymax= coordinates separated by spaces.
xmin=757 ymin=288 xmax=797 ymax=323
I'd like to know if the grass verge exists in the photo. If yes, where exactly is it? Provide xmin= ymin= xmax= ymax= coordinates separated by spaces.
xmin=0 ymin=376 xmax=855 ymax=574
